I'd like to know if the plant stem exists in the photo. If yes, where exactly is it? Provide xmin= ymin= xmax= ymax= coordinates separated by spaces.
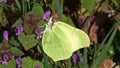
xmin=15 ymin=0 xmax=21 ymax=11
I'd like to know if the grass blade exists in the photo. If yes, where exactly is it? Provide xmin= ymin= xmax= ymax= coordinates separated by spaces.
xmin=91 ymin=20 xmax=120 ymax=68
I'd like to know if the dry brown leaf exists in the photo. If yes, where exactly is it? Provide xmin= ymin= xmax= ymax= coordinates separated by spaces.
xmin=99 ymin=59 xmax=115 ymax=68
xmin=89 ymin=22 xmax=99 ymax=44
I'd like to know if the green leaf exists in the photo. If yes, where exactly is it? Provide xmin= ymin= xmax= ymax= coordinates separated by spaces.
xmin=62 ymin=15 xmax=75 ymax=27
xmin=112 ymin=0 xmax=119 ymax=8
xmin=23 ymin=24 xmax=33 ymax=34
xmin=12 ymin=18 xmax=23 ymax=28
xmin=22 ymin=57 xmax=44 ymax=68
xmin=10 ymin=47 xmax=24 ymax=56
xmin=0 ymin=59 xmax=16 ymax=68
xmin=81 ymin=0 xmax=96 ymax=13
xmin=32 ymin=3 xmax=44 ymax=16
xmin=18 ymin=33 xmax=38 ymax=50
xmin=42 ymin=20 xmax=90 ymax=61
xmin=9 ymin=36 xmax=20 ymax=47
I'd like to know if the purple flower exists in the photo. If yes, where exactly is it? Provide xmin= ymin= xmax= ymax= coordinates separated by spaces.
xmin=17 ymin=64 xmax=21 ymax=68
xmin=72 ymin=54 xmax=78 ymax=63
xmin=42 ymin=10 xmax=51 ymax=20
xmin=72 ymin=54 xmax=78 ymax=60
xmin=36 ymin=35 xmax=42 ymax=40
xmin=2 ymin=60 xmax=8 ymax=65
xmin=34 ymin=27 xmax=40 ymax=35
xmin=16 ymin=57 xmax=22 ymax=64
xmin=0 ymin=0 xmax=7 ymax=3
xmin=62 ymin=60 xmax=67 ymax=64
xmin=3 ymin=30 xmax=8 ymax=40
xmin=16 ymin=25 xmax=23 ymax=36
xmin=16 ymin=57 xmax=22 ymax=68
xmin=72 ymin=54 xmax=83 ymax=64
xmin=34 ymin=27 xmax=42 ymax=40
xmin=35 ymin=65 xmax=41 ymax=68
xmin=72 ymin=59 xmax=77 ymax=63
xmin=78 ymin=56 xmax=83 ymax=62
xmin=89 ymin=16 xmax=95 ymax=22
xmin=9 ymin=53 xmax=14 ymax=59
xmin=3 ymin=54 xmax=9 ymax=61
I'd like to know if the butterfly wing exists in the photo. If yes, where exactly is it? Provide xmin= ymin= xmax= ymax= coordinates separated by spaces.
xmin=42 ymin=21 xmax=90 ymax=61
xmin=42 ymin=29 xmax=72 ymax=61
xmin=53 ymin=21 xmax=90 ymax=52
